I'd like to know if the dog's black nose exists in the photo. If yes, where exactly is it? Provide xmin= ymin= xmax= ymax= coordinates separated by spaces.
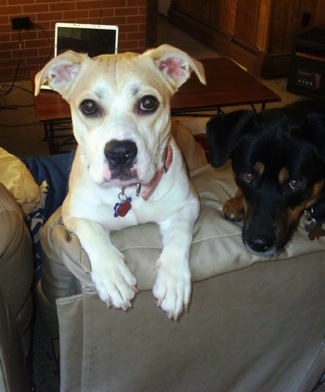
xmin=247 ymin=236 xmax=274 ymax=253
xmin=104 ymin=140 xmax=137 ymax=168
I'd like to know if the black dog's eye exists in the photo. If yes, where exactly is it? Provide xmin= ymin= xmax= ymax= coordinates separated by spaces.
xmin=80 ymin=99 xmax=100 ymax=116
xmin=138 ymin=95 xmax=158 ymax=114
xmin=241 ymin=170 xmax=254 ymax=183
xmin=288 ymin=177 xmax=303 ymax=191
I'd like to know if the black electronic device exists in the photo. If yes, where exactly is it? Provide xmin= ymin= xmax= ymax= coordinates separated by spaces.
xmin=287 ymin=28 xmax=325 ymax=97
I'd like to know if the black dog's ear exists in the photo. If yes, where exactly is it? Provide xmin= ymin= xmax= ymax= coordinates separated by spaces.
xmin=301 ymin=113 xmax=325 ymax=160
xmin=206 ymin=110 xmax=255 ymax=167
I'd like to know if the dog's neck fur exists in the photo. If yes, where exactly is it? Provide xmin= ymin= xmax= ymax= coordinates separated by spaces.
xmin=141 ymin=144 xmax=173 ymax=201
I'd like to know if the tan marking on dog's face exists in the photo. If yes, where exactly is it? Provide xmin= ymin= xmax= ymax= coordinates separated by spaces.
xmin=253 ymin=161 xmax=264 ymax=177
xmin=304 ymin=179 xmax=325 ymax=209
xmin=287 ymin=204 xmax=305 ymax=228
xmin=279 ymin=167 xmax=290 ymax=185
xmin=287 ymin=179 xmax=325 ymax=227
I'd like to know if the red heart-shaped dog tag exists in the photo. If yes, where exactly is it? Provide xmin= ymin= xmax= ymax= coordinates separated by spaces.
xmin=117 ymin=201 xmax=132 ymax=217
xmin=114 ymin=195 xmax=132 ymax=218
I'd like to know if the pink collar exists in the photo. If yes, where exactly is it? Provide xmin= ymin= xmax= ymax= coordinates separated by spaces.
xmin=141 ymin=144 xmax=173 ymax=201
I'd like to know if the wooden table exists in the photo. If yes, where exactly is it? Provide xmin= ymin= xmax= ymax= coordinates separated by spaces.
xmin=172 ymin=57 xmax=281 ymax=114
xmin=31 ymin=57 xmax=280 ymax=153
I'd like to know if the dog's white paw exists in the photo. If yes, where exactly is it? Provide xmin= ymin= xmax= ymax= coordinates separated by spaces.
xmin=91 ymin=258 xmax=137 ymax=310
xmin=152 ymin=260 xmax=191 ymax=320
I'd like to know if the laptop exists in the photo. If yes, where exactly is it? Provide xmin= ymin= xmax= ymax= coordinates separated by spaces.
xmin=41 ymin=22 xmax=119 ymax=90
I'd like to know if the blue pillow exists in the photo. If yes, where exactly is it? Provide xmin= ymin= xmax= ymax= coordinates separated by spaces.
xmin=21 ymin=150 xmax=75 ymax=220
xmin=21 ymin=150 xmax=75 ymax=281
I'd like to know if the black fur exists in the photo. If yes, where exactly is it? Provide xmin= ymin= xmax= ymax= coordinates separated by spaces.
xmin=206 ymin=99 xmax=325 ymax=256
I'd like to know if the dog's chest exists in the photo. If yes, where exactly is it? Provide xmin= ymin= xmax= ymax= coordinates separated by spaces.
xmin=88 ymin=187 xmax=168 ymax=230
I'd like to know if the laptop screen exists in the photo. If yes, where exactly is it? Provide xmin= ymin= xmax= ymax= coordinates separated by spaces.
xmin=55 ymin=23 xmax=119 ymax=57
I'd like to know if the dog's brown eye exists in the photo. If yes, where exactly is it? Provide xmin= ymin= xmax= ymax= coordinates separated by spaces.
xmin=289 ymin=177 xmax=303 ymax=190
xmin=242 ymin=170 xmax=253 ymax=183
xmin=138 ymin=95 xmax=158 ymax=113
xmin=80 ymin=99 xmax=99 ymax=116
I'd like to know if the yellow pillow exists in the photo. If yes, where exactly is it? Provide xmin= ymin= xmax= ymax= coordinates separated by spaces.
xmin=0 ymin=148 xmax=40 ymax=215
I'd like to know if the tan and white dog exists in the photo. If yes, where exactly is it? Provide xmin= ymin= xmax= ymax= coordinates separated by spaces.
xmin=34 ymin=45 xmax=206 ymax=319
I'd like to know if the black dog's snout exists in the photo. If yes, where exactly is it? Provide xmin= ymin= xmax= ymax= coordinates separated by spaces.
xmin=247 ymin=237 xmax=273 ymax=253
xmin=105 ymin=140 xmax=137 ymax=168
xmin=245 ymin=228 xmax=277 ymax=254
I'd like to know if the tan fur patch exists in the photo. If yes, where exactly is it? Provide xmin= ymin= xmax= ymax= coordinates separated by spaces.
xmin=279 ymin=167 xmax=289 ymax=185
xmin=288 ymin=204 xmax=305 ymax=228
xmin=288 ymin=179 xmax=325 ymax=227
xmin=305 ymin=179 xmax=325 ymax=209
xmin=253 ymin=162 xmax=264 ymax=177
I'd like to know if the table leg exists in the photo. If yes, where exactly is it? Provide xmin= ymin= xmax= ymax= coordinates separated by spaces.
xmin=42 ymin=119 xmax=75 ymax=154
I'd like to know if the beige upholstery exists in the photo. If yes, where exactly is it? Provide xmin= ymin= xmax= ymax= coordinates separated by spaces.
xmin=0 ymin=183 xmax=34 ymax=392
xmin=0 ymin=148 xmax=40 ymax=216
xmin=38 ymin=160 xmax=325 ymax=392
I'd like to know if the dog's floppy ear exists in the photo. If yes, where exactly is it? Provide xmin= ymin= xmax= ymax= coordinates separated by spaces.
xmin=34 ymin=50 xmax=89 ymax=97
xmin=144 ymin=44 xmax=206 ymax=92
xmin=299 ymin=113 xmax=325 ymax=159
xmin=206 ymin=110 xmax=255 ymax=167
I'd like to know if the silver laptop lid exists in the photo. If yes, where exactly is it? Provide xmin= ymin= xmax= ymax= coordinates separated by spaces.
xmin=54 ymin=22 xmax=119 ymax=57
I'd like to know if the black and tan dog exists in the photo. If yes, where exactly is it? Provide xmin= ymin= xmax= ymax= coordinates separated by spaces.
xmin=206 ymin=99 xmax=325 ymax=256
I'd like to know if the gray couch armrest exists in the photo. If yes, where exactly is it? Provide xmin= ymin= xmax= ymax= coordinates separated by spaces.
xmin=40 ymin=161 xmax=325 ymax=291
xmin=38 ymin=161 xmax=325 ymax=391
xmin=39 ymin=162 xmax=325 ymax=333
xmin=0 ymin=286 xmax=31 ymax=392
xmin=0 ymin=183 xmax=34 ymax=353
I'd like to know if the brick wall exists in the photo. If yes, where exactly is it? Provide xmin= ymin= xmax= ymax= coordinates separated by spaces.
xmin=0 ymin=0 xmax=148 ymax=82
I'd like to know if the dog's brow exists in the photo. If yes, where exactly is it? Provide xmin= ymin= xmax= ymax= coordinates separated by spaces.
xmin=253 ymin=162 xmax=264 ymax=177
xmin=94 ymin=89 xmax=105 ymax=99
xmin=278 ymin=167 xmax=290 ymax=184
xmin=131 ymin=86 xmax=139 ymax=96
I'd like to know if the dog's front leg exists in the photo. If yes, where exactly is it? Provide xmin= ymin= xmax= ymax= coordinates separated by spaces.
xmin=153 ymin=199 xmax=199 ymax=320
xmin=65 ymin=218 xmax=138 ymax=310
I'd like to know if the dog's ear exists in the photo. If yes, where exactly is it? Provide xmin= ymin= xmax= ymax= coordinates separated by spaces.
xmin=34 ymin=50 xmax=89 ymax=97
xmin=144 ymin=44 xmax=206 ymax=91
xmin=299 ymin=113 xmax=325 ymax=159
xmin=206 ymin=110 xmax=255 ymax=167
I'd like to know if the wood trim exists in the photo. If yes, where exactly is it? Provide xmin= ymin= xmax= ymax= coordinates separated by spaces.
xmin=168 ymin=7 xmax=231 ymax=55
xmin=168 ymin=1 xmax=292 ymax=77
xmin=256 ymin=0 xmax=272 ymax=51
